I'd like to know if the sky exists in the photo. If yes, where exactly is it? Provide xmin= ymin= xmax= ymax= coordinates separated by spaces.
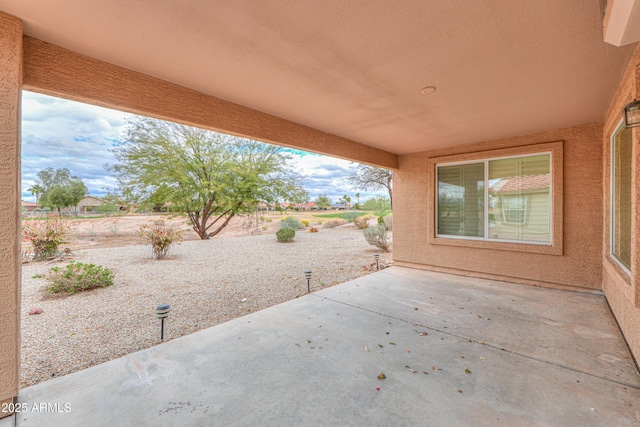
xmin=21 ymin=91 xmax=387 ymax=205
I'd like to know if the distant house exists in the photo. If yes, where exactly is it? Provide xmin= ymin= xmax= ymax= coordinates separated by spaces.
xmin=21 ymin=201 xmax=38 ymax=213
xmin=76 ymin=196 xmax=115 ymax=213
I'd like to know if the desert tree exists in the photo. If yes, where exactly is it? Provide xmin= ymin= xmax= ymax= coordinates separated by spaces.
xmin=315 ymin=194 xmax=331 ymax=210
xmin=112 ymin=117 xmax=305 ymax=239
xmin=35 ymin=168 xmax=88 ymax=214
xmin=347 ymin=164 xmax=393 ymax=208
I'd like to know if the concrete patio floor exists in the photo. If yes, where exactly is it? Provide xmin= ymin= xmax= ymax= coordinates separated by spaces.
xmin=7 ymin=267 xmax=640 ymax=426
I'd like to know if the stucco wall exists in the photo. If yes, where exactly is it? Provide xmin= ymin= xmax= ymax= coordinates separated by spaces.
xmin=394 ymin=122 xmax=603 ymax=290
xmin=601 ymin=45 xmax=640 ymax=363
xmin=0 ymin=12 xmax=22 ymax=413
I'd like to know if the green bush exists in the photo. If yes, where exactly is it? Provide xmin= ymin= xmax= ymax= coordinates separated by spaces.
xmin=280 ymin=216 xmax=304 ymax=229
xmin=343 ymin=211 xmax=360 ymax=223
xmin=363 ymin=224 xmax=390 ymax=252
xmin=276 ymin=227 xmax=295 ymax=242
xmin=301 ymin=219 xmax=309 ymax=227
xmin=44 ymin=261 xmax=114 ymax=294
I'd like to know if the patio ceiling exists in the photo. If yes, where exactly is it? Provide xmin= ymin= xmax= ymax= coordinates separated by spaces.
xmin=0 ymin=0 xmax=636 ymax=154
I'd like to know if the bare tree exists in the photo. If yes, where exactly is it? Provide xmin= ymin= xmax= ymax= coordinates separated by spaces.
xmin=347 ymin=164 xmax=393 ymax=208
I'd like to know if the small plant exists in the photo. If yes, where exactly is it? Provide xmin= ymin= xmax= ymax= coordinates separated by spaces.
xmin=108 ymin=222 xmax=119 ymax=237
xmin=383 ymin=215 xmax=393 ymax=231
xmin=353 ymin=214 xmax=374 ymax=230
xmin=343 ymin=211 xmax=360 ymax=223
xmin=280 ymin=216 xmax=304 ymax=229
xmin=241 ymin=210 xmax=267 ymax=235
xmin=138 ymin=220 xmax=183 ymax=259
xmin=363 ymin=224 xmax=390 ymax=252
xmin=323 ymin=218 xmax=348 ymax=228
xmin=21 ymin=215 xmax=70 ymax=260
xmin=44 ymin=261 xmax=114 ymax=295
xmin=32 ymin=274 xmax=44 ymax=279
xmin=276 ymin=227 xmax=295 ymax=242
xmin=301 ymin=219 xmax=309 ymax=227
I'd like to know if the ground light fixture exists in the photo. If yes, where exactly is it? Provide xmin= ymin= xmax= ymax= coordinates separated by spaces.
xmin=156 ymin=304 xmax=170 ymax=342
xmin=624 ymin=99 xmax=640 ymax=128
xmin=304 ymin=270 xmax=312 ymax=293
xmin=374 ymin=254 xmax=380 ymax=271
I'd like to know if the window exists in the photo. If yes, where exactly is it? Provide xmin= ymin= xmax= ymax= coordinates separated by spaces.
xmin=437 ymin=153 xmax=551 ymax=244
xmin=502 ymin=195 xmax=526 ymax=224
xmin=611 ymin=122 xmax=632 ymax=272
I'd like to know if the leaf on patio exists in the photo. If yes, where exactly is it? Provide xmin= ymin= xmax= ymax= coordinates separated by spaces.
xmin=465 ymin=369 xmax=471 ymax=374
xmin=378 ymin=344 xmax=384 ymax=348
xmin=364 ymin=346 xmax=369 ymax=352
xmin=413 ymin=307 xmax=419 ymax=311
xmin=377 ymin=373 xmax=386 ymax=380
xmin=389 ymin=342 xmax=396 ymax=346
xmin=458 ymin=389 xmax=463 ymax=394
xmin=420 ymin=332 xmax=428 ymax=336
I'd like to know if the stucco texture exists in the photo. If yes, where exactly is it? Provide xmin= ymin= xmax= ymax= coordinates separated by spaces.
xmin=394 ymin=122 xmax=603 ymax=291
xmin=0 ymin=12 xmax=22 ymax=408
xmin=602 ymin=45 xmax=640 ymax=363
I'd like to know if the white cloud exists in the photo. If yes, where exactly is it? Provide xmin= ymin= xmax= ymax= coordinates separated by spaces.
xmin=21 ymin=92 xmax=388 ymax=204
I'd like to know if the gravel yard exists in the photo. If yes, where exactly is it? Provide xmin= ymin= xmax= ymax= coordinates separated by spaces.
xmin=20 ymin=226 xmax=392 ymax=388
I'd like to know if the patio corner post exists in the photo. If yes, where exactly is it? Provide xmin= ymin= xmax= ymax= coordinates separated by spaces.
xmin=0 ymin=11 xmax=23 ymax=419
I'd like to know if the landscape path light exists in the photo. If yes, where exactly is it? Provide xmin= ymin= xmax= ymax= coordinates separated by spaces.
xmin=156 ymin=304 xmax=171 ymax=342
xmin=374 ymin=254 xmax=380 ymax=271
xmin=304 ymin=270 xmax=312 ymax=293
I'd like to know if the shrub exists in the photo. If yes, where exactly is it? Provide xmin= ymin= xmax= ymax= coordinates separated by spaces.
xmin=383 ymin=215 xmax=393 ymax=231
xmin=138 ymin=220 xmax=183 ymax=259
xmin=301 ymin=219 xmax=309 ymax=227
xmin=353 ymin=214 xmax=374 ymax=230
xmin=276 ymin=227 xmax=295 ymax=242
xmin=280 ymin=216 xmax=304 ymax=229
xmin=44 ymin=261 xmax=114 ymax=294
xmin=343 ymin=211 xmax=361 ymax=223
xmin=21 ymin=215 xmax=71 ymax=260
xmin=363 ymin=224 xmax=390 ymax=252
xmin=323 ymin=218 xmax=348 ymax=228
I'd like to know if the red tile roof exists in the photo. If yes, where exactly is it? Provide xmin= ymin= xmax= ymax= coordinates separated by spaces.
xmin=491 ymin=173 xmax=550 ymax=193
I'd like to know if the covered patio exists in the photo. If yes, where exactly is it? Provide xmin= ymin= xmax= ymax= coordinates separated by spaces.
xmin=10 ymin=268 xmax=640 ymax=426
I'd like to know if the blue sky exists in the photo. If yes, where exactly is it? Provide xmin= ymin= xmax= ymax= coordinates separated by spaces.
xmin=21 ymin=91 xmax=387 ymax=204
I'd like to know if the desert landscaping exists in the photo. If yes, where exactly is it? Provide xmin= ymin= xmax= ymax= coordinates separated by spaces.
xmin=20 ymin=212 xmax=392 ymax=388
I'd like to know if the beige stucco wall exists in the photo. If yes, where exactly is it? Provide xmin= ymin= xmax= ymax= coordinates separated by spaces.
xmin=601 ymin=45 xmax=640 ymax=363
xmin=394 ymin=122 xmax=603 ymax=290
xmin=0 ymin=12 xmax=22 ymax=413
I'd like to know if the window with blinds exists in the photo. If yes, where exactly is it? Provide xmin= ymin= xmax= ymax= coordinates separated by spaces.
xmin=611 ymin=123 xmax=632 ymax=273
xmin=437 ymin=153 xmax=551 ymax=244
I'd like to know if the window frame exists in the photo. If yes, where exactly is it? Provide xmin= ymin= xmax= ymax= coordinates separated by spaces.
xmin=428 ymin=141 xmax=563 ymax=256
xmin=435 ymin=151 xmax=552 ymax=245
xmin=502 ymin=195 xmax=527 ymax=225
xmin=610 ymin=119 xmax=632 ymax=276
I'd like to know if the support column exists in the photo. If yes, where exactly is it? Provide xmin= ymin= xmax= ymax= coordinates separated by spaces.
xmin=0 ymin=12 xmax=22 ymax=418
